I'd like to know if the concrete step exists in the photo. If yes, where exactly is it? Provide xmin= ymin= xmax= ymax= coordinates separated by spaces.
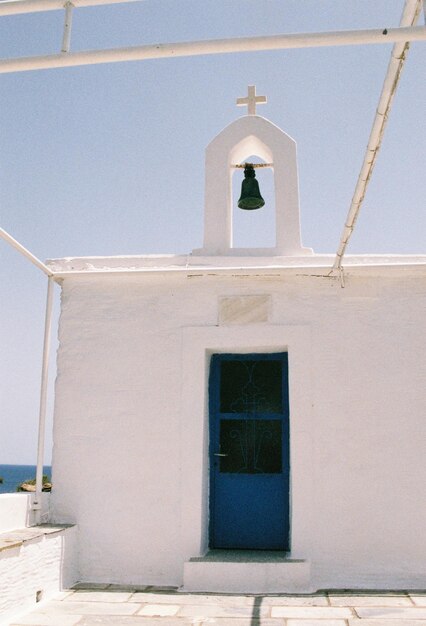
xmin=183 ymin=550 xmax=312 ymax=593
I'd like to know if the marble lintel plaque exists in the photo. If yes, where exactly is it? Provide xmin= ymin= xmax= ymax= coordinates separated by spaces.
xmin=218 ymin=295 xmax=271 ymax=325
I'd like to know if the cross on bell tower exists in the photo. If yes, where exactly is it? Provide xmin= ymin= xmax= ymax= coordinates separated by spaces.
xmin=236 ymin=85 xmax=267 ymax=115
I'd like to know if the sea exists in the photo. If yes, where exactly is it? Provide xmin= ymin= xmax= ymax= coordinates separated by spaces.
xmin=0 ymin=465 xmax=52 ymax=495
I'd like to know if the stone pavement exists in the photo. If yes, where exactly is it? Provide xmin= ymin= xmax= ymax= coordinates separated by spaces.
xmin=8 ymin=585 xmax=426 ymax=626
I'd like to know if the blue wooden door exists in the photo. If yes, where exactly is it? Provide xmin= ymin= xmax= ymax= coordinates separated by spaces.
xmin=209 ymin=353 xmax=290 ymax=550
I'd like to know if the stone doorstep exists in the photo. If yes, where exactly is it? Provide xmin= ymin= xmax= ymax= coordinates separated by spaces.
xmin=189 ymin=550 xmax=298 ymax=563
xmin=0 ymin=524 xmax=75 ymax=553
xmin=183 ymin=554 xmax=312 ymax=593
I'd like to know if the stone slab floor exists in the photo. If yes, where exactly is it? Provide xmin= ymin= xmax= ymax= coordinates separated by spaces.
xmin=8 ymin=585 xmax=426 ymax=626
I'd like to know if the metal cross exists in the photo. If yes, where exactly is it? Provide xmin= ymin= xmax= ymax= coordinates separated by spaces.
xmin=236 ymin=85 xmax=267 ymax=115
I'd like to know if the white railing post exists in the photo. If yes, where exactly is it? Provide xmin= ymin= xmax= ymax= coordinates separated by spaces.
xmin=33 ymin=276 xmax=55 ymax=524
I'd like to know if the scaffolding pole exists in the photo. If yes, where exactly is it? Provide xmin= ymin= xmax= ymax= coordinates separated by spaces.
xmin=0 ymin=0 xmax=141 ymax=16
xmin=32 ymin=276 xmax=54 ymax=524
xmin=0 ymin=227 xmax=57 ymax=522
xmin=0 ymin=227 xmax=53 ymax=277
xmin=0 ymin=25 xmax=425 ymax=74
xmin=332 ymin=0 xmax=423 ymax=272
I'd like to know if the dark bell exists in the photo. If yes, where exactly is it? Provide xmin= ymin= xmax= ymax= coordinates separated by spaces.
xmin=238 ymin=164 xmax=265 ymax=210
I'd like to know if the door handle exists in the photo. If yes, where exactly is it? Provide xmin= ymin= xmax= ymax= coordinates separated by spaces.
xmin=214 ymin=453 xmax=228 ymax=457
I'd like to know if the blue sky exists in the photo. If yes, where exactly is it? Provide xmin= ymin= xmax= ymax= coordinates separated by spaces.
xmin=1 ymin=1 xmax=425 ymax=464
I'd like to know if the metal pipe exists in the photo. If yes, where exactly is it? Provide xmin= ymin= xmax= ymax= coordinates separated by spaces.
xmin=231 ymin=163 xmax=273 ymax=168
xmin=332 ymin=0 xmax=423 ymax=271
xmin=33 ymin=276 xmax=55 ymax=524
xmin=0 ymin=227 xmax=53 ymax=276
xmin=61 ymin=1 xmax=74 ymax=53
xmin=0 ymin=0 xmax=141 ymax=16
xmin=0 ymin=25 xmax=425 ymax=74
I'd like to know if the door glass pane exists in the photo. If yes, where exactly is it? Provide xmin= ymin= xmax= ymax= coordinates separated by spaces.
xmin=220 ymin=359 xmax=282 ymax=413
xmin=219 ymin=419 xmax=282 ymax=474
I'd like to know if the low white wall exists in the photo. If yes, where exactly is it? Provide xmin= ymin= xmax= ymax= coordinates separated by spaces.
xmin=0 ymin=494 xmax=79 ymax=624
xmin=0 ymin=526 xmax=78 ymax=625
xmin=0 ymin=493 xmax=50 ymax=533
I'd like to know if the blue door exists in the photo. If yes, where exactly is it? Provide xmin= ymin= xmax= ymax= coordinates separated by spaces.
xmin=209 ymin=353 xmax=290 ymax=550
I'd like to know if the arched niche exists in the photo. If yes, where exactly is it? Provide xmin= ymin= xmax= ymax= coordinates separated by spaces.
xmin=193 ymin=115 xmax=312 ymax=257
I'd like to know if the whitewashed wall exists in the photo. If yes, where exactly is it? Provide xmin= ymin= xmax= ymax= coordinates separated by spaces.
xmin=50 ymin=269 xmax=426 ymax=590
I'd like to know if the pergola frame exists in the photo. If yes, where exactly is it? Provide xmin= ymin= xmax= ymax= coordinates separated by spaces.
xmin=0 ymin=25 xmax=425 ymax=74
xmin=1 ymin=0 xmax=424 ymax=523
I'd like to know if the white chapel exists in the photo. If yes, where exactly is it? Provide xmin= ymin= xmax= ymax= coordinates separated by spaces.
xmin=43 ymin=87 xmax=426 ymax=593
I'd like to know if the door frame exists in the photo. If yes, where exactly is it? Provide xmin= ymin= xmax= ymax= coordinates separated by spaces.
xmin=179 ymin=325 xmax=313 ymax=560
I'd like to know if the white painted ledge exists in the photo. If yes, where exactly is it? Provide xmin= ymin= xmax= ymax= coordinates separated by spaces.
xmin=45 ymin=254 xmax=426 ymax=278
xmin=0 ymin=523 xmax=73 ymax=553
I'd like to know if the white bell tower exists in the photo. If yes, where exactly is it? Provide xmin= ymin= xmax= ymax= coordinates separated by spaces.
xmin=193 ymin=86 xmax=313 ymax=257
